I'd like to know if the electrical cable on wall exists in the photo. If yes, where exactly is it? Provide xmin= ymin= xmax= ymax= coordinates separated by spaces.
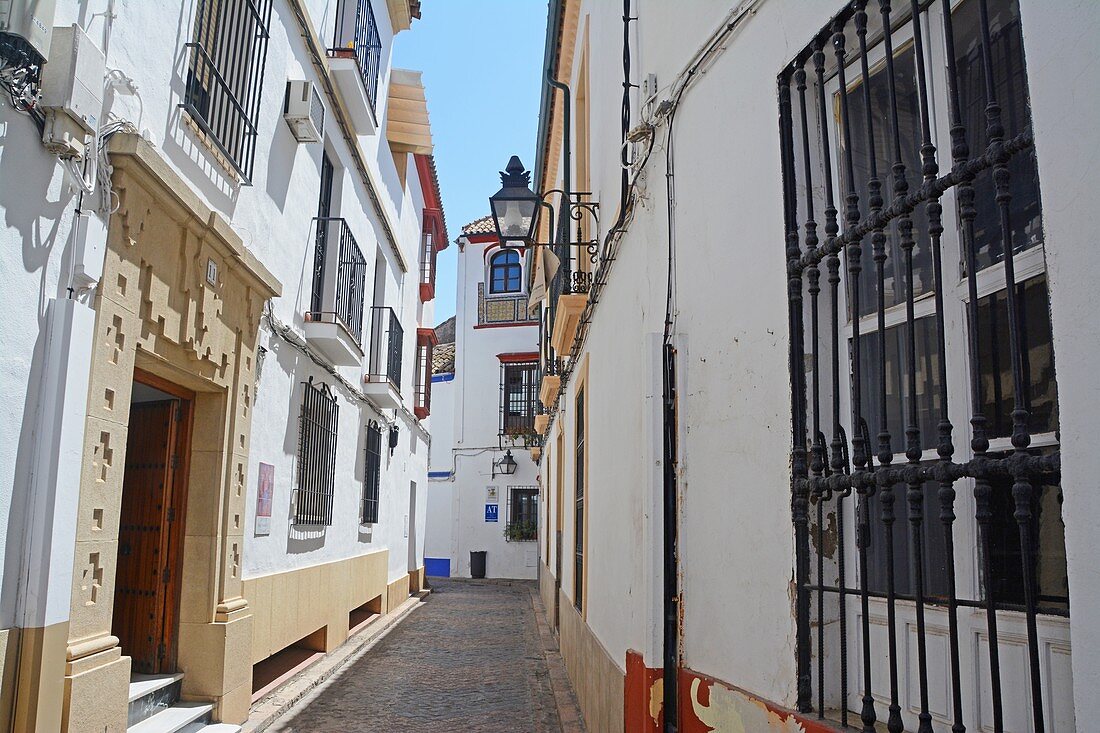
xmin=261 ymin=304 xmax=430 ymax=439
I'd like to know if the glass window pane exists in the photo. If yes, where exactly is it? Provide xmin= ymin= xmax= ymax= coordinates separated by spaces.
xmin=855 ymin=316 xmax=943 ymax=454
xmin=864 ymin=475 xmax=950 ymax=598
xmin=953 ymin=0 xmax=1043 ymax=272
xmin=975 ymin=275 xmax=1058 ymax=437
xmin=984 ymin=447 xmax=1068 ymax=610
xmin=839 ymin=43 xmax=933 ymax=318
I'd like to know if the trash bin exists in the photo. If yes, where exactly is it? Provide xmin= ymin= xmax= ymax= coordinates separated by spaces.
xmin=470 ymin=550 xmax=487 ymax=579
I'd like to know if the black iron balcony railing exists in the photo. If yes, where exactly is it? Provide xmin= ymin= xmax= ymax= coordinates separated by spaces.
xmin=307 ymin=217 xmax=367 ymax=347
xmin=329 ymin=0 xmax=383 ymax=113
xmin=367 ymin=306 xmax=403 ymax=389
xmin=182 ymin=0 xmax=272 ymax=183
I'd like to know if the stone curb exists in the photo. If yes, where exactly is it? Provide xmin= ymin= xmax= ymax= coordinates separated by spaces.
xmin=242 ymin=589 xmax=430 ymax=732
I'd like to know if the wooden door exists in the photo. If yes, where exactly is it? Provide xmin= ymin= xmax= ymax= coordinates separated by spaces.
xmin=113 ymin=399 xmax=181 ymax=674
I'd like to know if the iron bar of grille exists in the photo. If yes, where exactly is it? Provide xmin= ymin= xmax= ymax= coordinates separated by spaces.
xmin=362 ymin=422 xmax=382 ymax=523
xmin=500 ymin=362 xmax=538 ymax=437
xmin=313 ymin=154 xmax=336 ymax=315
xmin=851 ymin=6 xmax=878 ymax=730
xmin=780 ymin=1 xmax=1060 ymax=730
xmin=296 ymin=378 xmax=338 ymax=525
xmin=367 ymin=306 xmax=403 ymax=389
xmin=976 ymin=0 xmax=1044 ymax=728
xmin=182 ymin=0 xmax=271 ymax=183
xmin=330 ymin=0 xmax=383 ymax=113
xmin=308 ymin=218 xmax=367 ymax=347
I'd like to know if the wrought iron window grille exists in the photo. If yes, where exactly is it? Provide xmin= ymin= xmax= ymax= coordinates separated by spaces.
xmin=182 ymin=0 xmax=273 ymax=183
xmin=362 ymin=420 xmax=382 ymax=524
xmin=307 ymin=217 xmax=368 ymax=347
xmin=499 ymin=362 xmax=539 ymax=442
xmin=779 ymin=1 xmax=1063 ymax=731
xmin=366 ymin=306 xmax=404 ymax=390
xmin=295 ymin=377 xmax=338 ymax=526
xmin=328 ymin=0 xmax=383 ymax=113
xmin=505 ymin=486 xmax=539 ymax=542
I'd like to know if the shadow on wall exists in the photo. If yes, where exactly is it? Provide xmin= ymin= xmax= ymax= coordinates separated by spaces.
xmin=263 ymin=336 xmax=328 ymax=555
xmin=264 ymin=0 xmax=306 ymax=214
xmin=0 ymin=113 xmax=78 ymax=627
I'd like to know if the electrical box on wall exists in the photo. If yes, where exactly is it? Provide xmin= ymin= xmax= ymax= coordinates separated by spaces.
xmin=0 ymin=0 xmax=57 ymax=63
xmin=283 ymin=80 xmax=325 ymax=143
xmin=39 ymin=23 xmax=104 ymax=158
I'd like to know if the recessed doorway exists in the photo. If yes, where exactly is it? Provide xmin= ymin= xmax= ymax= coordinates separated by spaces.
xmin=112 ymin=370 xmax=193 ymax=674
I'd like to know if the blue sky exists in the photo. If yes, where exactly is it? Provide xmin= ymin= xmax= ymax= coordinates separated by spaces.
xmin=393 ymin=1 xmax=548 ymax=325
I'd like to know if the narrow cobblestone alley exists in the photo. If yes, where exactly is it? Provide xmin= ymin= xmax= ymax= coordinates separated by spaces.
xmin=263 ymin=579 xmax=583 ymax=733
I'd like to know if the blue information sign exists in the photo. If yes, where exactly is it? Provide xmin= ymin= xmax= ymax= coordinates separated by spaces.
xmin=485 ymin=503 xmax=499 ymax=522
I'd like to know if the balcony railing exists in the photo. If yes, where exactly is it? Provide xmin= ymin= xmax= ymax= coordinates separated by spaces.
xmin=307 ymin=217 xmax=367 ymax=347
xmin=328 ymin=0 xmax=382 ymax=113
xmin=366 ymin=306 xmax=403 ymax=389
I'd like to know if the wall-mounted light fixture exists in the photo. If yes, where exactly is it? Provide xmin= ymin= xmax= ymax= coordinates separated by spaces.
xmin=488 ymin=156 xmax=599 ymax=265
xmin=491 ymin=449 xmax=517 ymax=479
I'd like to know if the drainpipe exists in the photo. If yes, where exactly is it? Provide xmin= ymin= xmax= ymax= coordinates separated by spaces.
xmin=545 ymin=66 xmax=572 ymax=382
xmin=662 ymin=342 xmax=679 ymax=732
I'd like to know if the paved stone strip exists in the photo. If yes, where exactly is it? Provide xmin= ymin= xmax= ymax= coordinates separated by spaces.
xmin=245 ymin=591 xmax=429 ymax=732
xmin=265 ymin=578 xmax=582 ymax=732
xmin=526 ymin=584 xmax=585 ymax=733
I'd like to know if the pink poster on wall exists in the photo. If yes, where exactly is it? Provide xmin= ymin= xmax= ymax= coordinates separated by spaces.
xmin=256 ymin=462 xmax=274 ymax=535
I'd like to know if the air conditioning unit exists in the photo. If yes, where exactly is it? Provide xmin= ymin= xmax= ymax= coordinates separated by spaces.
xmin=0 ymin=0 xmax=58 ymax=65
xmin=283 ymin=80 xmax=324 ymax=143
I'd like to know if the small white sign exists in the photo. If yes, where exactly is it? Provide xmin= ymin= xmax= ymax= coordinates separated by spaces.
xmin=486 ymin=486 xmax=499 ymax=503
xmin=206 ymin=257 xmax=218 ymax=286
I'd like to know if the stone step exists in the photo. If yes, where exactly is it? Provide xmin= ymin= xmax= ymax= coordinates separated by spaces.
xmin=127 ymin=702 xmax=212 ymax=733
xmin=128 ymin=673 xmax=184 ymax=727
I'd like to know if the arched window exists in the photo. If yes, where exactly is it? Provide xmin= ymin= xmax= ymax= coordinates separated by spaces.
xmin=488 ymin=249 xmax=522 ymax=294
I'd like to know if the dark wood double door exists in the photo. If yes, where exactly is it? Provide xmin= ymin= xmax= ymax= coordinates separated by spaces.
xmin=112 ymin=373 xmax=192 ymax=675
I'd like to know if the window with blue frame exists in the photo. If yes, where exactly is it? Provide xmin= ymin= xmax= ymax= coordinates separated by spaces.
xmin=488 ymin=249 xmax=522 ymax=294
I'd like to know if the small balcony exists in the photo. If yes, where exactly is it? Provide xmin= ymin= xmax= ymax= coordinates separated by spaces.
xmin=327 ymin=0 xmax=382 ymax=135
xmin=364 ymin=306 xmax=403 ymax=409
xmin=304 ymin=218 xmax=367 ymax=366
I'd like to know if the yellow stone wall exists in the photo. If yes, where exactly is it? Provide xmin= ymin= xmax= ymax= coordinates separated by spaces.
xmin=244 ymin=550 xmax=389 ymax=662
xmin=560 ymin=590 xmax=625 ymax=733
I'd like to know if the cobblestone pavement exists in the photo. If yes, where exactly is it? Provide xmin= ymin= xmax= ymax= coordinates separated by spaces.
xmin=267 ymin=578 xmax=582 ymax=733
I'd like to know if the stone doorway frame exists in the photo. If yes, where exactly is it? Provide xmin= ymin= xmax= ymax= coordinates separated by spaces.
xmin=61 ymin=135 xmax=281 ymax=732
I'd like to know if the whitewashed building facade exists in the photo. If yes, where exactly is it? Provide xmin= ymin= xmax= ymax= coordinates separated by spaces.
xmin=528 ymin=0 xmax=1100 ymax=731
xmin=425 ymin=216 xmax=541 ymax=580
xmin=0 ymin=0 xmax=443 ymax=729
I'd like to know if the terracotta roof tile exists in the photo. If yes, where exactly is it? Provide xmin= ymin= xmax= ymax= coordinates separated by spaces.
xmin=461 ymin=215 xmax=496 ymax=236
xmin=432 ymin=343 xmax=455 ymax=374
